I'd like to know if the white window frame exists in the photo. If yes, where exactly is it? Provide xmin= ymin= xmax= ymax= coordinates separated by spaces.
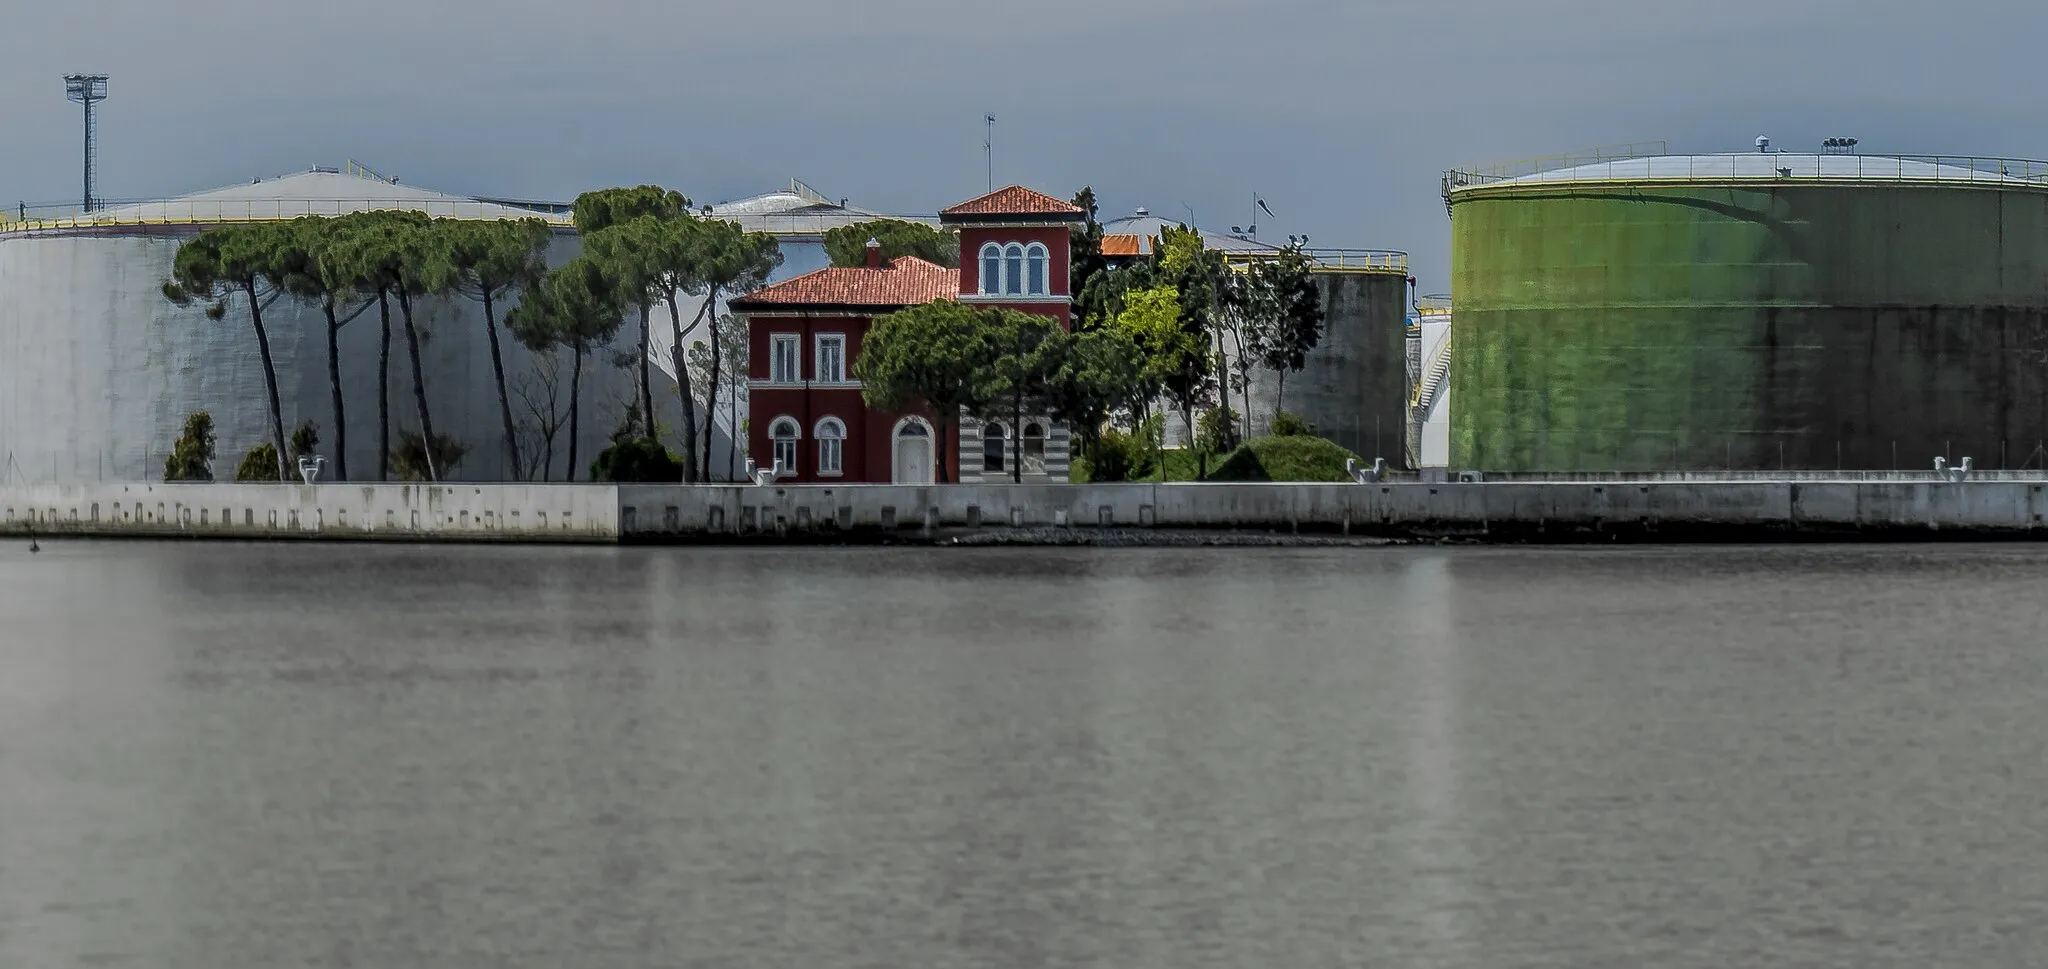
xmin=814 ymin=417 xmax=845 ymax=476
xmin=768 ymin=416 xmax=800 ymax=477
xmin=1002 ymin=243 xmax=1025 ymax=296
xmin=769 ymin=333 xmax=800 ymax=384
xmin=1022 ymin=421 xmax=1047 ymax=473
xmin=814 ymin=332 xmax=846 ymax=384
xmin=1024 ymin=243 xmax=1049 ymax=295
xmin=981 ymin=420 xmax=1007 ymax=474
xmin=979 ymin=242 xmax=1002 ymax=296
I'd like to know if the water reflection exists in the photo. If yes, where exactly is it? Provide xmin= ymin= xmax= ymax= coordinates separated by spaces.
xmin=3 ymin=542 xmax=2048 ymax=967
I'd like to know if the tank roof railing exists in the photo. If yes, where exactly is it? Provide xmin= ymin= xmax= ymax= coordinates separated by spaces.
xmin=1304 ymin=248 xmax=1409 ymax=274
xmin=1445 ymin=152 xmax=2048 ymax=192
xmin=0 ymin=199 xmax=942 ymax=235
xmin=1215 ymin=248 xmax=1409 ymax=274
xmin=0 ymin=197 xmax=578 ymax=233
xmin=1450 ymin=141 xmax=1672 ymax=184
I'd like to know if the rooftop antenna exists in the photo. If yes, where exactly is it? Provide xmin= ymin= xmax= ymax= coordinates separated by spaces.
xmin=1233 ymin=194 xmax=1276 ymax=241
xmin=983 ymin=114 xmax=996 ymax=193
xmin=64 ymin=74 xmax=109 ymax=212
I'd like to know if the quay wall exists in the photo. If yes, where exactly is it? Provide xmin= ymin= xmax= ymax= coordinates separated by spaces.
xmin=9 ymin=480 xmax=2048 ymax=543
xmin=0 ymin=482 xmax=619 ymax=542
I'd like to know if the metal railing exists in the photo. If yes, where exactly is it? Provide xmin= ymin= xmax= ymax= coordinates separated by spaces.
xmin=709 ymin=211 xmax=940 ymax=236
xmin=1445 ymin=152 xmax=2048 ymax=193
xmin=1413 ymin=294 xmax=1452 ymax=317
xmin=1451 ymin=141 xmax=1670 ymax=183
xmin=1 ymin=197 xmax=577 ymax=232
xmin=344 ymin=158 xmax=393 ymax=182
xmin=1301 ymin=248 xmax=1408 ymax=273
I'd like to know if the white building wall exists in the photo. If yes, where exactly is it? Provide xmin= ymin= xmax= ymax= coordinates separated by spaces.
xmin=957 ymin=414 xmax=1072 ymax=483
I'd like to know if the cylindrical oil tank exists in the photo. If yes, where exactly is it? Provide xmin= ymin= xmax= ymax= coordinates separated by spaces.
xmin=1446 ymin=152 xmax=2048 ymax=471
xmin=0 ymin=169 xmax=751 ymax=483
xmin=1243 ymin=264 xmax=1411 ymax=462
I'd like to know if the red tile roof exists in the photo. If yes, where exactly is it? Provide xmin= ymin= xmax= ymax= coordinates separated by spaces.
xmin=728 ymin=256 xmax=957 ymax=309
xmin=1100 ymin=233 xmax=1143 ymax=257
xmin=940 ymin=185 xmax=1084 ymax=218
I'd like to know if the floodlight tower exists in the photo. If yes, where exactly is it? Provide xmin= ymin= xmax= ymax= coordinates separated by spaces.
xmin=64 ymin=74 xmax=109 ymax=212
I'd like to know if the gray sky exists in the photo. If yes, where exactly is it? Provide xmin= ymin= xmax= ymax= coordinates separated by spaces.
xmin=4 ymin=0 xmax=2042 ymax=292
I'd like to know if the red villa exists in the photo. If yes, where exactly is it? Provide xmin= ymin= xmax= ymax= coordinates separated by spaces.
xmin=733 ymin=186 xmax=1085 ymax=484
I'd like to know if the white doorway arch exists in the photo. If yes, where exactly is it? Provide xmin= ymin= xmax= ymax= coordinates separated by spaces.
xmin=892 ymin=417 xmax=935 ymax=485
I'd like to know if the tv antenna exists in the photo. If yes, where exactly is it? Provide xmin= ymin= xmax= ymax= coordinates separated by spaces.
xmin=64 ymin=74 xmax=110 ymax=212
xmin=983 ymin=114 xmax=996 ymax=192
xmin=1231 ymin=194 xmax=1275 ymax=241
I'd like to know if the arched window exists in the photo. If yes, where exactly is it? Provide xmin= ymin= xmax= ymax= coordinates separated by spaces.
xmin=768 ymin=417 xmax=800 ymax=476
xmin=1003 ymin=244 xmax=1025 ymax=296
xmin=980 ymin=243 xmax=1002 ymax=296
xmin=815 ymin=417 xmax=845 ymax=476
xmin=982 ymin=421 xmax=1007 ymax=474
xmin=1025 ymin=243 xmax=1048 ymax=295
xmin=1022 ymin=422 xmax=1047 ymax=473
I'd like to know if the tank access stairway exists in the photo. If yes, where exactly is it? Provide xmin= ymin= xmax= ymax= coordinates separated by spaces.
xmin=1406 ymin=333 xmax=1451 ymax=468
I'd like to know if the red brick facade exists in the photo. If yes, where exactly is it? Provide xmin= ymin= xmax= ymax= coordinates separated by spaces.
xmin=732 ymin=186 xmax=1082 ymax=483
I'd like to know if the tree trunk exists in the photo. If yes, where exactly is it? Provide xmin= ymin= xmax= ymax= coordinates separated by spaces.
xmin=1230 ymin=330 xmax=1254 ymax=442
xmin=396 ymin=288 xmax=439 ymax=481
xmin=666 ymin=292 xmax=706 ymax=483
xmin=246 ymin=282 xmax=289 ymax=481
xmin=482 ymin=288 xmax=521 ymax=479
xmin=938 ymin=419 xmax=950 ymax=484
xmin=377 ymin=289 xmax=392 ymax=481
xmin=637 ymin=302 xmax=654 ymax=438
xmin=1012 ymin=388 xmax=1024 ymax=484
xmin=323 ymin=299 xmax=348 ymax=481
xmin=701 ymin=288 xmax=722 ymax=480
xmin=540 ymin=353 xmax=559 ymax=481
xmin=1241 ymin=363 xmax=1256 ymax=441
xmin=727 ymin=378 xmax=741 ymax=481
xmin=566 ymin=343 xmax=584 ymax=481
xmin=1274 ymin=369 xmax=1288 ymax=426
xmin=1181 ymin=404 xmax=1195 ymax=482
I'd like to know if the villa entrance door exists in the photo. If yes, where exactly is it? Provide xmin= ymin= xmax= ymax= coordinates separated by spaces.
xmin=893 ymin=422 xmax=933 ymax=484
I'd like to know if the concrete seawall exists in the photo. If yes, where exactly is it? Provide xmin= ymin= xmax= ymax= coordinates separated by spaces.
xmin=0 ymin=483 xmax=619 ymax=543
xmin=9 ymin=479 xmax=2048 ymax=544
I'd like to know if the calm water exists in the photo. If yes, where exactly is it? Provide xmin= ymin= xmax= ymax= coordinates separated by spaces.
xmin=4 ymin=541 xmax=2048 ymax=968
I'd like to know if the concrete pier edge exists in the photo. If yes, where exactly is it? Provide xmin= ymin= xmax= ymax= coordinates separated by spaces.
xmin=7 ymin=479 xmax=2048 ymax=545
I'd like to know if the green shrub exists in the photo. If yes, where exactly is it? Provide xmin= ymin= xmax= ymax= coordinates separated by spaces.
xmin=1196 ymin=406 xmax=1241 ymax=454
xmin=1091 ymin=425 xmax=1154 ymax=482
xmin=589 ymin=437 xmax=684 ymax=482
xmin=234 ymin=443 xmax=282 ymax=482
xmin=163 ymin=411 xmax=216 ymax=482
xmin=1206 ymin=434 xmax=1359 ymax=482
xmin=390 ymin=432 xmax=470 ymax=482
xmin=1270 ymin=411 xmax=1312 ymax=437
xmin=289 ymin=421 xmax=319 ymax=465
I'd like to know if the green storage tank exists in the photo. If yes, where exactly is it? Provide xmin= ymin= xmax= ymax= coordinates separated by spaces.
xmin=1445 ymin=151 xmax=2048 ymax=471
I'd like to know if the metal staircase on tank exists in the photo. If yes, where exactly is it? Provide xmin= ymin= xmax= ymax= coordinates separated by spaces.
xmin=1406 ymin=334 xmax=1452 ymax=467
